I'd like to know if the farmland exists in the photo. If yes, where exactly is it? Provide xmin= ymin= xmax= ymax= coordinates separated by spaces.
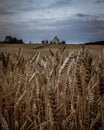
xmin=0 ymin=44 xmax=104 ymax=130
xmin=0 ymin=44 xmax=103 ymax=56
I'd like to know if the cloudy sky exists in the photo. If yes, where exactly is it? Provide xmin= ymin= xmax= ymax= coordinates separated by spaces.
xmin=0 ymin=0 xmax=104 ymax=43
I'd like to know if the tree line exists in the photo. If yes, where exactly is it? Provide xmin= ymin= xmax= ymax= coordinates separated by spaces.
xmin=84 ymin=41 xmax=104 ymax=45
xmin=0 ymin=36 xmax=24 ymax=44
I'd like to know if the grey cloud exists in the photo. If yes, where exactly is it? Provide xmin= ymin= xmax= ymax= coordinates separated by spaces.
xmin=0 ymin=0 xmax=42 ymax=16
xmin=76 ymin=13 xmax=90 ymax=18
xmin=75 ymin=13 xmax=104 ymax=34
xmin=1 ymin=14 xmax=104 ymax=43
xmin=76 ymin=13 xmax=104 ymax=22
xmin=28 ymin=0 xmax=34 ymax=4
xmin=56 ymin=18 xmax=104 ymax=42
xmin=0 ymin=5 xmax=18 ymax=15
xmin=48 ymin=0 xmax=72 ymax=8
xmin=95 ymin=0 xmax=104 ymax=3
xmin=21 ymin=17 xmax=104 ymax=42
xmin=0 ymin=0 xmax=104 ymax=43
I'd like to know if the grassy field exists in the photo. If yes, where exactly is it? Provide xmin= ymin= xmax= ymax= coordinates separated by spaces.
xmin=0 ymin=44 xmax=103 ymax=56
xmin=0 ymin=44 xmax=104 ymax=130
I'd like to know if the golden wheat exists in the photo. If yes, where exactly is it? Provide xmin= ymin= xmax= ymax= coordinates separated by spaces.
xmin=0 ymin=46 xmax=104 ymax=130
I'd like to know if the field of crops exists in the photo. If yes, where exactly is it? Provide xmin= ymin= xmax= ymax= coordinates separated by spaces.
xmin=0 ymin=44 xmax=104 ymax=130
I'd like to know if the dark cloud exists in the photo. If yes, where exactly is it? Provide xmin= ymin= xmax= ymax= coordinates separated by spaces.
xmin=56 ymin=18 xmax=104 ymax=43
xmin=48 ymin=0 xmax=72 ymax=8
xmin=0 ymin=14 xmax=104 ymax=43
xmin=0 ymin=6 xmax=17 ymax=15
xmin=0 ymin=0 xmax=42 ymax=16
xmin=95 ymin=0 xmax=104 ymax=3
xmin=76 ymin=13 xmax=104 ymax=22
xmin=0 ymin=0 xmax=104 ymax=43
xmin=3 ymin=17 xmax=104 ymax=43
xmin=76 ymin=13 xmax=90 ymax=18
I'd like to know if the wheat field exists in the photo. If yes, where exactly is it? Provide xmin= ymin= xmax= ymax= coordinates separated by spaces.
xmin=0 ymin=44 xmax=104 ymax=130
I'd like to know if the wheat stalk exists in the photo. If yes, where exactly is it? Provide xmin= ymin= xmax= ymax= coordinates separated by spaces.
xmin=0 ymin=114 xmax=9 ymax=130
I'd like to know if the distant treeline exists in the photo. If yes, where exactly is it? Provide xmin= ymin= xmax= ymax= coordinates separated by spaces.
xmin=84 ymin=41 xmax=104 ymax=45
xmin=0 ymin=36 xmax=24 ymax=44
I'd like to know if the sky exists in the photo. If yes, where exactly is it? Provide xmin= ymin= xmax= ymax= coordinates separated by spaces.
xmin=0 ymin=0 xmax=104 ymax=43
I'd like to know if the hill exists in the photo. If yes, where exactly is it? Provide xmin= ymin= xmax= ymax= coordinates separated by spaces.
xmin=84 ymin=41 xmax=104 ymax=45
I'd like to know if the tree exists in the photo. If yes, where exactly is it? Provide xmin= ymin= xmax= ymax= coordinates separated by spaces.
xmin=61 ymin=40 xmax=66 ymax=44
xmin=18 ymin=39 xmax=24 ymax=44
xmin=45 ymin=40 xmax=48 ymax=44
xmin=4 ymin=36 xmax=12 ymax=43
xmin=41 ymin=40 xmax=45 ymax=44
xmin=29 ymin=41 xmax=32 ymax=44
xmin=3 ymin=36 xmax=24 ymax=44
xmin=13 ymin=37 xmax=18 ymax=43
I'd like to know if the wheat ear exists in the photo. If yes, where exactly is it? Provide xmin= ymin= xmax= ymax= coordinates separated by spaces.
xmin=84 ymin=50 xmax=92 ymax=83
xmin=63 ymin=111 xmax=75 ymax=128
xmin=46 ymin=61 xmax=59 ymax=129
xmin=76 ymin=49 xmax=83 ymax=96
xmin=0 ymin=114 xmax=9 ymax=130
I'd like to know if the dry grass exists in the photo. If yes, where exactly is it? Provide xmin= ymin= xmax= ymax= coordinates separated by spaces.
xmin=0 ymin=44 xmax=104 ymax=130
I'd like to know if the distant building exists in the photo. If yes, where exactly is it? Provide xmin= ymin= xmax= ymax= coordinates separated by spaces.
xmin=51 ymin=36 xmax=59 ymax=44
xmin=41 ymin=36 xmax=66 ymax=44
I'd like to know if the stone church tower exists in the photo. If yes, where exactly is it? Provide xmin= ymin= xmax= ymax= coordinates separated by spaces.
xmin=51 ymin=36 xmax=59 ymax=44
